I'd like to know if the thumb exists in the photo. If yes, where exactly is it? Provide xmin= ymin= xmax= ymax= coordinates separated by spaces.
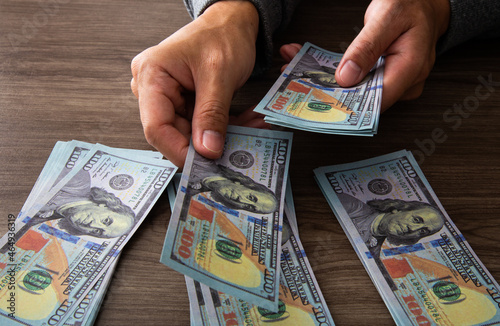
xmin=336 ymin=3 xmax=403 ymax=87
xmin=191 ymin=79 xmax=233 ymax=160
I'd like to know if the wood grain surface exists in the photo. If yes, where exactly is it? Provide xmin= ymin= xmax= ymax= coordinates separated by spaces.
xmin=1 ymin=0 xmax=499 ymax=325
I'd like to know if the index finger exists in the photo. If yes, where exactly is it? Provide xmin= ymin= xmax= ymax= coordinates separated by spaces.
xmin=136 ymin=73 xmax=190 ymax=168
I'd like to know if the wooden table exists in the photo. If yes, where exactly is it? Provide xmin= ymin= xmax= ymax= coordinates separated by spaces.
xmin=1 ymin=0 xmax=499 ymax=325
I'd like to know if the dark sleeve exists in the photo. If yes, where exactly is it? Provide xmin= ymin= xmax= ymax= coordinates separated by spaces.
xmin=183 ymin=0 xmax=301 ymax=75
xmin=437 ymin=0 xmax=500 ymax=54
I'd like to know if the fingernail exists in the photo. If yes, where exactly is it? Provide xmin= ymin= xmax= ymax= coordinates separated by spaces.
xmin=202 ymin=130 xmax=224 ymax=154
xmin=339 ymin=60 xmax=362 ymax=86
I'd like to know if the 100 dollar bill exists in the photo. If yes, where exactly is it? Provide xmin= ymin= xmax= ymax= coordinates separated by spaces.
xmin=314 ymin=150 xmax=500 ymax=325
xmin=0 ymin=144 xmax=176 ymax=325
xmin=161 ymin=126 xmax=292 ymax=311
xmin=201 ymin=204 xmax=336 ymax=325
xmin=254 ymin=42 xmax=384 ymax=135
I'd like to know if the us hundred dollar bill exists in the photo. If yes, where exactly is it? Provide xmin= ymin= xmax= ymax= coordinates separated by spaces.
xmin=161 ymin=125 xmax=293 ymax=311
xmin=200 ymin=205 xmax=336 ymax=326
xmin=0 ymin=144 xmax=176 ymax=325
xmin=21 ymin=140 xmax=162 ymax=217
xmin=16 ymin=141 xmax=164 ymax=326
xmin=185 ymin=277 xmax=211 ymax=326
xmin=254 ymin=42 xmax=384 ymax=136
xmin=171 ymin=176 xmax=307 ymax=325
xmin=314 ymin=150 xmax=500 ymax=325
xmin=169 ymin=178 xmax=212 ymax=326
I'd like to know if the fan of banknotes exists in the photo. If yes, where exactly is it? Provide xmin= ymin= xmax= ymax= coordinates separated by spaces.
xmin=0 ymin=140 xmax=177 ymax=326
xmin=314 ymin=150 xmax=500 ymax=325
xmin=4 ymin=133 xmax=498 ymax=326
xmin=254 ymin=42 xmax=384 ymax=136
xmin=161 ymin=125 xmax=337 ymax=325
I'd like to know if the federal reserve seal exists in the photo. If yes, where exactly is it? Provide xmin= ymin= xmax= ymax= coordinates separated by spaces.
xmin=432 ymin=281 xmax=466 ymax=304
xmin=367 ymin=178 xmax=392 ymax=195
xmin=22 ymin=270 xmax=52 ymax=292
xmin=229 ymin=150 xmax=254 ymax=169
xmin=109 ymin=174 xmax=134 ymax=190
xmin=258 ymin=300 xmax=289 ymax=321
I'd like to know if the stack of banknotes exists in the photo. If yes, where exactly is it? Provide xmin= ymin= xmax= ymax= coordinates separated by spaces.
xmin=254 ymin=42 xmax=384 ymax=136
xmin=162 ymin=125 xmax=336 ymax=325
xmin=314 ymin=150 xmax=500 ymax=325
xmin=0 ymin=140 xmax=177 ymax=325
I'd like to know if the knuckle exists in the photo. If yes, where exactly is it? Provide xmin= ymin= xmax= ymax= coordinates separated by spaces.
xmin=197 ymin=100 xmax=229 ymax=125
xmin=144 ymin=73 xmax=167 ymax=95
xmin=202 ymin=49 xmax=227 ymax=72
xmin=130 ymin=52 xmax=145 ymax=77
xmin=130 ymin=78 xmax=138 ymax=98
xmin=407 ymin=52 xmax=435 ymax=84
xmin=142 ymin=124 xmax=159 ymax=147
xmin=350 ymin=39 xmax=381 ymax=64
xmin=130 ymin=46 xmax=157 ymax=78
xmin=131 ymin=60 xmax=167 ymax=95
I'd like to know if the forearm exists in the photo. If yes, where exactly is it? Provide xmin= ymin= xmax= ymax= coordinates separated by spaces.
xmin=437 ymin=0 xmax=500 ymax=54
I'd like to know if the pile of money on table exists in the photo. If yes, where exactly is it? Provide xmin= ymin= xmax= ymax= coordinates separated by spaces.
xmin=2 ymin=39 xmax=499 ymax=326
xmin=0 ymin=140 xmax=177 ymax=325
xmin=161 ymin=126 xmax=336 ymax=325
xmin=254 ymin=42 xmax=384 ymax=136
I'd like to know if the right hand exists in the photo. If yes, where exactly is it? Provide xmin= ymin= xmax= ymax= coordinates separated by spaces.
xmin=131 ymin=1 xmax=260 ymax=168
xmin=279 ymin=0 xmax=451 ymax=112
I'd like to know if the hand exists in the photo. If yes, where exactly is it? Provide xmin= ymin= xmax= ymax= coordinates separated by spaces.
xmin=131 ymin=1 xmax=260 ymax=167
xmin=280 ymin=0 xmax=451 ymax=111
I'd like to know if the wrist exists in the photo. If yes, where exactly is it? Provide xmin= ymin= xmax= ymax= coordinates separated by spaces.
xmin=201 ymin=1 xmax=259 ymax=42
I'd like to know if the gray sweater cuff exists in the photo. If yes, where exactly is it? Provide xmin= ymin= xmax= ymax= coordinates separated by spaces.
xmin=437 ymin=0 xmax=500 ymax=54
